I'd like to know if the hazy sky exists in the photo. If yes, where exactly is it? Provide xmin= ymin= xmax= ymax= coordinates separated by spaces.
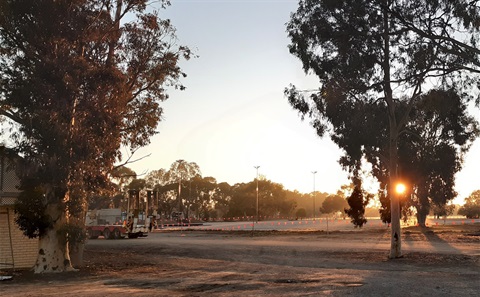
xmin=127 ymin=0 xmax=480 ymax=204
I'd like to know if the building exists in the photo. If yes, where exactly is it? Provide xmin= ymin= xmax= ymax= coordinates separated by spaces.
xmin=0 ymin=147 xmax=37 ymax=270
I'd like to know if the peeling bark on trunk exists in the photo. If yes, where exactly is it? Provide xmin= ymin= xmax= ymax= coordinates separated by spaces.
xmin=34 ymin=203 xmax=75 ymax=273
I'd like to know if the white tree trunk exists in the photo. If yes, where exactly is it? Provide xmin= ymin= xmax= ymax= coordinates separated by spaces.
xmin=388 ymin=122 xmax=402 ymax=259
xmin=33 ymin=203 xmax=75 ymax=273
xmin=389 ymin=183 xmax=402 ymax=258
xmin=383 ymin=0 xmax=402 ymax=259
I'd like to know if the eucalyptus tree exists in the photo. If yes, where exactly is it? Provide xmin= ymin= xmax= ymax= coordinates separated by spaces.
xmin=227 ymin=182 xmax=256 ymax=218
xmin=397 ymin=90 xmax=478 ymax=226
xmin=165 ymin=160 xmax=202 ymax=185
xmin=165 ymin=159 xmax=201 ymax=214
xmin=286 ymin=0 xmax=480 ymax=258
xmin=145 ymin=168 xmax=167 ymax=189
xmin=187 ymin=176 xmax=217 ymax=219
xmin=361 ymin=89 xmax=478 ymax=225
xmin=1 ymin=0 xmax=190 ymax=272
xmin=345 ymin=181 xmax=374 ymax=227
xmin=288 ymin=190 xmax=328 ymax=217
xmin=320 ymin=193 xmax=348 ymax=216
xmin=111 ymin=166 xmax=137 ymax=193
xmin=458 ymin=190 xmax=480 ymax=219
xmin=155 ymin=182 xmax=179 ymax=218
xmin=227 ymin=179 xmax=295 ymax=219
xmin=211 ymin=181 xmax=233 ymax=219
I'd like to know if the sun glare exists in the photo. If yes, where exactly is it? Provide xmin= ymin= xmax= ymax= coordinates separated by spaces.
xmin=395 ymin=183 xmax=406 ymax=194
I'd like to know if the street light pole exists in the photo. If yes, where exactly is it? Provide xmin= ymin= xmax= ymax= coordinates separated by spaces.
xmin=312 ymin=171 xmax=317 ymax=219
xmin=254 ymin=166 xmax=260 ymax=222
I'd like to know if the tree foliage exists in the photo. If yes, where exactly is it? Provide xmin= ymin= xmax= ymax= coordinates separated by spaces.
xmin=162 ymin=159 xmax=202 ymax=214
xmin=1 ymin=0 xmax=190 ymax=272
xmin=14 ymin=178 xmax=51 ymax=238
xmin=344 ymin=181 xmax=373 ymax=227
xmin=165 ymin=160 xmax=202 ymax=184
xmin=138 ymin=161 xmax=231 ymax=220
xmin=458 ymin=190 xmax=480 ymax=219
xmin=399 ymin=90 xmax=478 ymax=225
xmin=431 ymin=203 xmax=455 ymax=219
xmin=287 ymin=190 xmax=328 ymax=217
xmin=286 ymin=0 xmax=480 ymax=258
xmin=104 ymin=161 xmax=370 ymax=223
xmin=320 ymin=193 xmax=348 ymax=215
xmin=145 ymin=168 xmax=167 ymax=188
xmin=368 ymin=89 xmax=478 ymax=225
xmin=227 ymin=179 xmax=296 ymax=219
xmin=111 ymin=166 xmax=137 ymax=191
xmin=295 ymin=208 xmax=307 ymax=219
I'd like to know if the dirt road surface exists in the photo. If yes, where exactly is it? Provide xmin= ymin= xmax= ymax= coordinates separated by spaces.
xmin=1 ymin=224 xmax=479 ymax=296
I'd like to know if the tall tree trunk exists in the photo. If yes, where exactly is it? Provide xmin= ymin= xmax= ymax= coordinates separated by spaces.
xmin=383 ymin=0 xmax=402 ymax=258
xmin=34 ymin=203 xmax=75 ymax=273
xmin=414 ymin=183 xmax=429 ymax=227
xmin=69 ymin=242 xmax=84 ymax=269
xmin=69 ymin=204 xmax=87 ymax=268
xmin=416 ymin=211 xmax=427 ymax=227
xmin=178 ymin=179 xmax=182 ymax=213
xmin=388 ymin=132 xmax=402 ymax=258
xmin=106 ymin=0 xmax=123 ymax=66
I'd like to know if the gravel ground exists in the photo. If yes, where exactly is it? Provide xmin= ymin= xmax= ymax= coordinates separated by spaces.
xmin=1 ymin=224 xmax=479 ymax=296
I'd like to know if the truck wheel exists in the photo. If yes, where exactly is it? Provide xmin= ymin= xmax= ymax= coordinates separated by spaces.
xmin=112 ymin=228 xmax=122 ymax=239
xmin=128 ymin=233 xmax=138 ymax=239
xmin=103 ymin=228 xmax=112 ymax=239
xmin=87 ymin=229 xmax=98 ymax=239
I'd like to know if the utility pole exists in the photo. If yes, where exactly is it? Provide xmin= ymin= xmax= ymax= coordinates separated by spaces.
xmin=254 ymin=166 xmax=260 ymax=222
xmin=312 ymin=171 xmax=317 ymax=219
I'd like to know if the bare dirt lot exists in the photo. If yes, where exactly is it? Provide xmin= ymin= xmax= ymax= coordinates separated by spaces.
xmin=1 ymin=224 xmax=479 ymax=297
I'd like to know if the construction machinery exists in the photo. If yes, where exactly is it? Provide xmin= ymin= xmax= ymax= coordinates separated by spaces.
xmin=85 ymin=189 xmax=155 ymax=239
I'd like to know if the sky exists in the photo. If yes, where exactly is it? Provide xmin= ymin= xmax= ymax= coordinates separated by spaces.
xmin=127 ymin=0 xmax=480 ymax=204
